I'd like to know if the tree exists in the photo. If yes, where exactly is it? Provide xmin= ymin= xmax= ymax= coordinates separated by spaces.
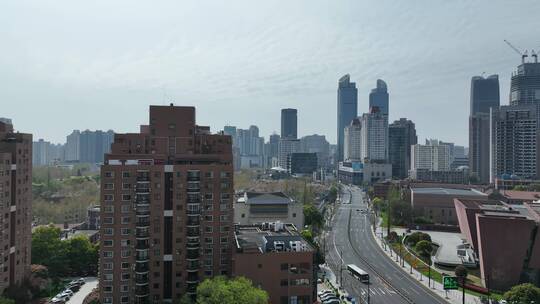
xmin=454 ymin=265 xmax=468 ymax=280
xmin=513 ymin=185 xmax=528 ymax=191
xmin=503 ymin=283 xmax=540 ymax=303
xmin=415 ymin=240 xmax=433 ymax=259
xmin=31 ymin=225 xmax=69 ymax=277
xmin=66 ymin=235 xmax=99 ymax=275
xmin=406 ymin=232 xmax=431 ymax=247
xmin=328 ymin=186 xmax=338 ymax=203
xmin=372 ymin=197 xmax=384 ymax=214
xmin=390 ymin=201 xmax=413 ymax=226
xmin=303 ymin=205 xmax=323 ymax=228
xmin=0 ymin=297 xmax=15 ymax=304
xmin=195 ymin=276 xmax=268 ymax=304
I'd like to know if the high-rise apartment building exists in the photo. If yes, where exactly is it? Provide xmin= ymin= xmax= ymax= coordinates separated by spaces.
xmin=268 ymin=134 xmax=280 ymax=166
xmin=360 ymin=108 xmax=388 ymax=162
xmin=281 ymin=109 xmax=298 ymax=140
xmin=66 ymin=129 xmax=114 ymax=163
xmin=0 ymin=119 xmax=32 ymax=292
xmin=388 ymin=118 xmax=417 ymax=178
xmin=469 ymin=75 xmax=500 ymax=183
xmin=278 ymin=138 xmax=300 ymax=169
xmin=337 ymin=74 xmax=358 ymax=162
xmin=32 ymin=139 xmax=65 ymax=166
xmin=509 ymin=55 xmax=540 ymax=121
xmin=99 ymin=105 xmax=234 ymax=304
xmin=300 ymin=134 xmax=330 ymax=168
xmin=490 ymin=105 xmax=539 ymax=182
xmin=411 ymin=140 xmax=451 ymax=172
xmin=65 ymin=130 xmax=81 ymax=162
xmin=369 ymin=79 xmax=389 ymax=115
xmin=343 ymin=118 xmax=362 ymax=161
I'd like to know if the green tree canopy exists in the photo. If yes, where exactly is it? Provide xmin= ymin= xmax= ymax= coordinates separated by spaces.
xmin=303 ymin=205 xmax=323 ymax=228
xmin=0 ymin=297 xmax=15 ymax=304
xmin=390 ymin=201 xmax=413 ymax=226
xmin=503 ymin=283 xmax=540 ymax=303
xmin=406 ymin=232 xmax=432 ymax=247
xmin=192 ymin=276 xmax=268 ymax=304
xmin=31 ymin=225 xmax=98 ymax=277
xmin=415 ymin=240 xmax=433 ymax=258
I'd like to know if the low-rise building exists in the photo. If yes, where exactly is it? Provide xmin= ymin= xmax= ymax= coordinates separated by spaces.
xmin=338 ymin=161 xmax=392 ymax=185
xmin=410 ymin=188 xmax=488 ymax=225
xmin=498 ymin=190 xmax=540 ymax=204
xmin=86 ymin=206 xmax=100 ymax=230
xmin=234 ymin=192 xmax=304 ymax=230
xmin=409 ymin=168 xmax=470 ymax=184
xmin=233 ymin=223 xmax=315 ymax=304
xmin=454 ymin=199 xmax=540 ymax=291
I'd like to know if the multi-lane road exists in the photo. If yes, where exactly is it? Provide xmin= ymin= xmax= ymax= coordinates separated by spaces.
xmin=324 ymin=185 xmax=448 ymax=304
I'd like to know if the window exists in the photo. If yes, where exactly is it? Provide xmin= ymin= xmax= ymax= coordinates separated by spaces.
xmin=103 ymin=217 xmax=114 ymax=224
xmin=104 ymin=194 xmax=114 ymax=202
xmin=121 ymin=205 xmax=130 ymax=213
xmin=103 ymin=240 xmax=113 ymax=247
xmin=220 ymin=226 xmax=229 ymax=233
xmin=121 ymin=239 xmax=131 ymax=247
xmin=241 ymin=213 xmax=245 ymax=218
xmin=121 ymin=262 xmax=130 ymax=269
xmin=205 ymin=171 xmax=214 ymax=178
xmin=103 ymin=286 xmax=113 ymax=292
xmin=281 ymin=263 xmax=288 ymax=271
xmin=122 ymin=194 xmax=131 ymax=201
xmin=103 ymin=205 xmax=114 ymax=213
xmin=121 ymin=296 xmax=129 ymax=303
xmin=104 ymin=274 xmax=113 ymax=281
xmin=104 ymin=228 xmax=113 ymax=236
xmin=121 ymin=250 xmax=131 ymax=258
xmin=293 ymin=213 xmax=296 ymax=218
xmin=121 ymin=228 xmax=131 ymax=235
xmin=104 ymin=183 xmax=114 ymax=190
xmin=121 ymin=273 xmax=130 ymax=281
xmin=121 ymin=285 xmax=129 ymax=292
xmin=105 ymin=172 xmax=114 ymax=178
xmin=122 ymin=183 xmax=131 ymax=190
xmin=204 ymin=248 xmax=213 ymax=255
xmin=220 ymin=237 xmax=228 ymax=244
xmin=122 ymin=172 xmax=130 ymax=178
xmin=103 ymin=251 xmax=113 ymax=258
xmin=103 ymin=263 xmax=113 ymax=270
xmin=205 ymin=226 xmax=213 ymax=233
xmin=205 ymin=215 xmax=213 ymax=222
xmin=220 ymin=215 xmax=229 ymax=221
xmin=204 ymin=193 xmax=213 ymax=200
xmin=204 ymin=237 xmax=213 ymax=244
xmin=121 ymin=217 xmax=130 ymax=224
xmin=220 ymin=171 xmax=231 ymax=178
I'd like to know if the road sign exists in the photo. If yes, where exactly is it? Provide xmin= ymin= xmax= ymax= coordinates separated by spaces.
xmin=443 ymin=276 xmax=459 ymax=290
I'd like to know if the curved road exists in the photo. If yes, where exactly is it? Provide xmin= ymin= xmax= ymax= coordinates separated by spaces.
xmin=325 ymin=186 xmax=448 ymax=304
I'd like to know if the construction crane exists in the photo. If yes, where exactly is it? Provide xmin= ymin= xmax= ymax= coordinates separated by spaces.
xmin=504 ymin=39 xmax=529 ymax=63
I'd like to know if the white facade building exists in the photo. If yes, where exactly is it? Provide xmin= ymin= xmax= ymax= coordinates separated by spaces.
xmin=411 ymin=140 xmax=451 ymax=172
xmin=360 ymin=111 xmax=388 ymax=162
xmin=344 ymin=118 xmax=362 ymax=161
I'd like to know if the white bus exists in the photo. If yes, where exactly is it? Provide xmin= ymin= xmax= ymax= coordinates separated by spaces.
xmin=347 ymin=264 xmax=369 ymax=283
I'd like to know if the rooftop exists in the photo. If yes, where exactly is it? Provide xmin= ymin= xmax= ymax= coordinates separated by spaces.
xmin=500 ymin=190 xmax=540 ymax=202
xmin=237 ymin=191 xmax=293 ymax=205
xmin=235 ymin=223 xmax=312 ymax=253
xmin=412 ymin=187 xmax=487 ymax=197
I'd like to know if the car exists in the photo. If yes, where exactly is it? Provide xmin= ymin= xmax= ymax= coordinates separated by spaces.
xmin=54 ymin=294 xmax=69 ymax=301
xmin=76 ymin=278 xmax=85 ymax=284
xmin=67 ymin=284 xmax=80 ymax=292
xmin=50 ymin=298 xmax=65 ymax=304
xmin=62 ymin=289 xmax=74 ymax=297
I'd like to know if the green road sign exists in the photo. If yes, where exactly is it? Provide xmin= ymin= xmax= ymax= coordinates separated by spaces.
xmin=443 ymin=276 xmax=459 ymax=290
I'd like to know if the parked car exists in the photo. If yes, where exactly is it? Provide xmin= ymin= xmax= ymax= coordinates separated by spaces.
xmin=54 ymin=294 xmax=69 ymax=301
xmin=62 ymin=289 xmax=74 ymax=297
xmin=67 ymin=284 xmax=80 ymax=292
xmin=76 ymin=278 xmax=85 ymax=284
xmin=50 ymin=298 xmax=65 ymax=304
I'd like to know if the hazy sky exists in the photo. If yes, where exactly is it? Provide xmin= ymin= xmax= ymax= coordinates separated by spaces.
xmin=2 ymin=0 xmax=540 ymax=145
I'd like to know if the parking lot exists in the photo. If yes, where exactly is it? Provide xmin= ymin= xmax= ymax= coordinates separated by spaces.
xmin=50 ymin=277 xmax=97 ymax=304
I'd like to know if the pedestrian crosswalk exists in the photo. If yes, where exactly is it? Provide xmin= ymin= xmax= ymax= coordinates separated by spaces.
xmin=357 ymin=287 xmax=396 ymax=296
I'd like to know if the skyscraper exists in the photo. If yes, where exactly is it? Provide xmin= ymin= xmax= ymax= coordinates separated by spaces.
xmin=0 ymin=119 xmax=32 ymax=292
xmin=360 ymin=108 xmax=388 ymax=162
xmin=300 ymin=134 xmax=330 ymax=168
xmin=280 ymin=108 xmax=298 ymax=140
xmin=509 ymin=54 xmax=540 ymax=120
xmin=490 ymin=105 xmax=538 ymax=182
xmin=469 ymin=75 xmax=500 ymax=183
xmin=343 ymin=118 xmax=362 ymax=161
xmin=389 ymin=118 xmax=417 ymax=178
xmin=337 ymin=74 xmax=358 ymax=162
xmin=99 ymin=105 xmax=233 ymax=303
xmin=369 ymin=79 xmax=389 ymax=115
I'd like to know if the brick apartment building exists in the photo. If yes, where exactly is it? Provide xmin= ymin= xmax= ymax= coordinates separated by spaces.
xmin=233 ymin=223 xmax=315 ymax=304
xmin=0 ymin=118 xmax=32 ymax=292
xmin=99 ymin=105 xmax=234 ymax=303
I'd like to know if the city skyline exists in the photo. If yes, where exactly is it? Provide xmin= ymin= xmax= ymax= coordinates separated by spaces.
xmin=2 ymin=1 xmax=540 ymax=145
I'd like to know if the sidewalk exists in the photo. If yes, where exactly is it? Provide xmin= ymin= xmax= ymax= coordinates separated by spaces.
xmin=372 ymin=223 xmax=484 ymax=304
xmin=319 ymin=264 xmax=356 ymax=304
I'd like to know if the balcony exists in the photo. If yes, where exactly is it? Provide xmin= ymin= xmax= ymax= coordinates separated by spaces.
xmin=187 ymin=227 xmax=200 ymax=238
xmin=187 ymin=171 xmax=200 ymax=181
xmin=135 ymin=273 xmax=149 ymax=285
xmin=187 ymin=217 xmax=200 ymax=227
xmin=136 ymin=228 xmax=149 ymax=239
xmin=186 ymin=210 xmax=200 ymax=216
xmin=136 ymin=250 xmax=149 ymax=262
xmin=135 ymin=296 xmax=149 ymax=304
xmin=187 ymin=248 xmax=200 ymax=260
xmin=187 ymin=272 xmax=199 ymax=283
xmin=135 ymin=285 xmax=149 ymax=296
xmin=187 ymin=237 xmax=200 ymax=249
xmin=186 ymin=260 xmax=200 ymax=272
xmin=136 ymin=217 xmax=150 ymax=227
xmin=136 ymin=239 xmax=149 ymax=250
xmin=135 ymin=262 xmax=149 ymax=273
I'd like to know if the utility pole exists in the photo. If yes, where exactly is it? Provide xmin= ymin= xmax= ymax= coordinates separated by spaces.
xmin=340 ymin=248 xmax=343 ymax=287
xmin=461 ymin=276 xmax=465 ymax=304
